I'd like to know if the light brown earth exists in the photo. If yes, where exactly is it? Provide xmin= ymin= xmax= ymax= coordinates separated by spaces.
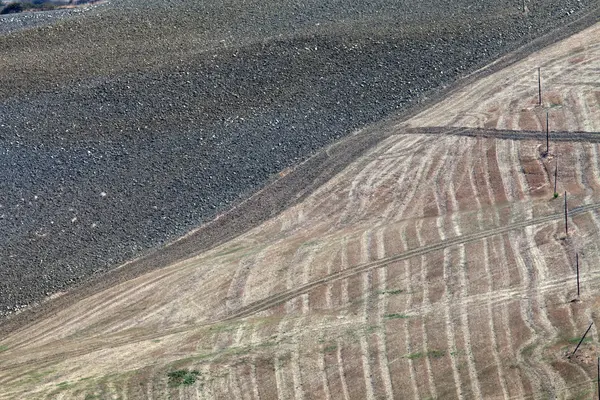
xmin=2 ymin=21 xmax=600 ymax=400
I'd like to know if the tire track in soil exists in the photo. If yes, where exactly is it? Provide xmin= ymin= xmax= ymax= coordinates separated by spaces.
xmin=386 ymin=137 xmax=441 ymax=223
xmin=427 ymin=137 xmax=466 ymax=397
xmin=415 ymin=219 xmax=439 ymax=399
xmin=430 ymin=142 xmax=465 ymax=399
xmin=399 ymin=224 xmax=420 ymax=400
xmin=511 ymin=230 xmax=563 ymax=399
xmin=498 ymin=136 xmax=551 ymax=396
xmin=337 ymin=136 xmax=409 ymax=227
xmin=468 ymin=140 xmax=511 ymax=398
xmin=513 ymin=138 xmax=565 ymax=397
xmin=358 ymin=230 xmax=376 ymax=400
xmin=317 ymin=349 xmax=331 ymax=400
xmin=483 ymin=137 xmax=526 ymax=397
xmin=374 ymin=227 xmax=394 ymax=400
xmin=456 ymin=245 xmax=483 ymax=398
xmin=482 ymin=238 xmax=510 ymax=399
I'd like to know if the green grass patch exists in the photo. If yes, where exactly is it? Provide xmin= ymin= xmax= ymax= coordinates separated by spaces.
xmin=301 ymin=239 xmax=320 ymax=247
xmin=572 ymin=389 xmax=592 ymax=400
xmin=208 ymin=321 xmax=240 ymax=333
xmin=567 ymin=336 xmax=592 ymax=344
xmin=324 ymin=344 xmax=337 ymax=353
xmin=384 ymin=313 xmax=410 ymax=320
xmin=521 ymin=343 xmax=537 ymax=357
xmin=405 ymin=350 xmax=445 ymax=360
xmin=0 ymin=345 xmax=8 ymax=352
xmin=167 ymin=369 xmax=201 ymax=387
xmin=376 ymin=289 xmax=403 ymax=295
xmin=428 ymin=349 xmax=446 ymax=358
xmin=406 ymin=351 xmax=424 ymax=360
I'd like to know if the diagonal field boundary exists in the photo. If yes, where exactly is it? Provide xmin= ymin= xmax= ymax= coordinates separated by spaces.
xmin=3 ymin=201 xmax=599 ymax=373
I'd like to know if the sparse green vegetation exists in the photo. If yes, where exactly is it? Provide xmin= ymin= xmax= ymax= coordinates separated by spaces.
xmin=521 ymin=343 xmax=537 ymax=357
xmin=554 ymin=192 xmax=559 ymax=198
xmin=406 ymin=352 xmax=424 ymax=359
xmin=0 ymin=345 xmax=8 ymax=352
xmin=376 ymin=289 xmax=403 ymax=295
xmin=572 ymin=389 xmax=592 ymax=400
xmin=167 ymin=369 xmax=201 ymax=387
xmin=428 ymin=349 xmax=445 ymax=358
xmin=405 ymin=350 xmax=445 ymax=359
xmin=324 ymin=344 xmax=337 ymax=353
xmin=384 ymin=313 xmax=410 ymax=319
xmin=567 ymin=336 xmax=592 ymax=344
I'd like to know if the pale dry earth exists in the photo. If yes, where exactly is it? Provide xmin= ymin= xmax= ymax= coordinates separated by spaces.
xmin=2 ymin=18 xmax=600 ymax=400
xmin=406 ymin=22 xmax=600 ymax=133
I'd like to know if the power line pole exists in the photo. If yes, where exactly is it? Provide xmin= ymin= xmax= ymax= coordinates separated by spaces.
xmin=538 ymin=67 xmax=542 ymax=105
xmin=565 ymin=191 xmax=568 ymax=235
xmin=546 ymin=111 xmax=549 ymax=155
xmin=571 ymin=322 xmax=593 ymax=357
xmin=554 ymin=158 xmax=558 ymax=196
xmin=576 ymin=253 xmax=580 ymax=297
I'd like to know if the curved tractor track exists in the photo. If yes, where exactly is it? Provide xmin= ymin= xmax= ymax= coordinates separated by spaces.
xmin=3 ymin=14 xmax=600 ymax=400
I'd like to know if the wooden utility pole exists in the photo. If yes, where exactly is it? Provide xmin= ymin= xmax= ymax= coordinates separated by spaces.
xmin=571 ymin=322 xmax=593 ymax=357
xmin=576 ymin=253 xmax=580 ymax=297
xmin=554 ymin=159 xmax=558 ymax=196
xmin=565 ymin=191 xmax=568 ymax=235
xmin=538 ymin=67 xmax=542 ymax=105
xmin=546 ymin=111 xmax=549 ymax=155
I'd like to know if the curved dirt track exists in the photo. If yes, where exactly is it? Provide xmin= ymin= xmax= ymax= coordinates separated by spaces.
xmin=3 ymin=12 xmax=600 ymax=400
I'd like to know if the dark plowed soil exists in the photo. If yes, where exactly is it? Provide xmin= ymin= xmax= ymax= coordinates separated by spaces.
xmin=0 ymin=0 xmax=598 ymax=323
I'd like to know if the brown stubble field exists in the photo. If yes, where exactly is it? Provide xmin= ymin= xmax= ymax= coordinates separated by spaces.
xmin=2 ymin=21 xmax=600 ymax=400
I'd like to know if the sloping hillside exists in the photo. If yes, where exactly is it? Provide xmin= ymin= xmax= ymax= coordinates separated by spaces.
xmin=1 ymin=0 xmax=598 ymax=318
xmin=2 ymin=20 xmax=600 ymax=399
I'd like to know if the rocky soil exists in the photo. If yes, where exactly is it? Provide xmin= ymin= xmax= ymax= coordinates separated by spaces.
xmin=0 ymin=0 xmax=598 ymax=317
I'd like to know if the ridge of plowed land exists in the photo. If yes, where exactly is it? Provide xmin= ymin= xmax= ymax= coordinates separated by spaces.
xmin=2 ymin=19 xmax=600 ymax=399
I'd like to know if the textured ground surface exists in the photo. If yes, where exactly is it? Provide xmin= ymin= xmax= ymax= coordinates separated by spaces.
xmin=2 ymin=20 xmax=600 ymax=400
xmin=1 ymin=0 xmax=599 ymax=316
